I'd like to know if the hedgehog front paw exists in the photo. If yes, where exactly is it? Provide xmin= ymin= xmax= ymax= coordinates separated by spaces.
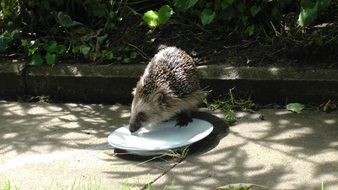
xmin=175 ymin=111 xmax=193 ymax=127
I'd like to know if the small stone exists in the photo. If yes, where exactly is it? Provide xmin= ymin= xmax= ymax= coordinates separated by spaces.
xmin=259 ymin=114 xmax=265 ymax=120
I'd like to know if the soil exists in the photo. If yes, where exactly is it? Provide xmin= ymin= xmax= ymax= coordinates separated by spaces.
xmin=121 ymin=21 xmax=338 ymax=69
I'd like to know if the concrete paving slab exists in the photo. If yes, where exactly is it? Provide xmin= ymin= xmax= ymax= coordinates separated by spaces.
xmin=153 ymin=109 xmax=338 ymax=190
xmin=0 ymin=101 xmax=175 ymax=190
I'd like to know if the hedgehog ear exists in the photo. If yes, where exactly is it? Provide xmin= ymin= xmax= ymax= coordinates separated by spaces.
xmin=132 ymin=88 xmax=136 ymax=96
xmin=157 ymin=92 xmax=166 ymax=105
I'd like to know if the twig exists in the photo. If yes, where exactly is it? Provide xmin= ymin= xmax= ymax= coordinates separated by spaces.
xmin=127 ymin=43 xmax=149 ymax=60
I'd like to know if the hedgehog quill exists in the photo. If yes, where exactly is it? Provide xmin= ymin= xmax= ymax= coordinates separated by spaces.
xmin=129 ymin=46 xmax=204 ymax=133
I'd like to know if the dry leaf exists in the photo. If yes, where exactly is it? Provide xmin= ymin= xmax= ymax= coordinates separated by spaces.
xmin=323 ymin=100 xmax=336 ymax=112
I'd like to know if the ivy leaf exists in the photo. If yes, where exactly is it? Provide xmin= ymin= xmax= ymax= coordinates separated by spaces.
xmin=79 ymin=45 xmax=91 ymax=57
xmin=130 ymin=51 xmax=137 ymax=59
xmin=123 ymin=57 xmax=131 ymax=63
xmin=250 ymin=5 xmax=262 ymax=17
xmin=45 ymin=53 xmax=57 ymax=65
xmin=158 ymin=5 xmax=173 ymax=24
xmin=221 ymin=0 xmax=235 ymax=10
xmin=0 ymin=31 xmax=17 ymax=52
xmin=201 ymin=9 xmax=216 ymax=26
xmin=30 ymin=54 xmax=43 ymax=66
xmin=103 ymin=51 xmax=114 ymax=60
xmin=173 ymin=0 xmax=198 ymax=11
xmin=143 ymin=10 xmax=159 ymax=28
xmin=286 ymin=103 xmax=305 ymax=113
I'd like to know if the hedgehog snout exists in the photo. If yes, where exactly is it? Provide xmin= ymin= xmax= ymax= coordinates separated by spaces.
xmin=129 ymin=120 xmax=141 ymax=133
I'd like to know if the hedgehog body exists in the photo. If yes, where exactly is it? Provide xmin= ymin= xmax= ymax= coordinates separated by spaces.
xmin=129 ymin=46 xmax=203 ymax=132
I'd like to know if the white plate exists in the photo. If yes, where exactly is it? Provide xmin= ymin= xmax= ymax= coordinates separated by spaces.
xmin=107 ymin=118 xmax=213 ymax=155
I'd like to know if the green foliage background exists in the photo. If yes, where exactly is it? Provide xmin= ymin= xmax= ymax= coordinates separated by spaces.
xmin=0 ymin=0 xmax=335 ymax=65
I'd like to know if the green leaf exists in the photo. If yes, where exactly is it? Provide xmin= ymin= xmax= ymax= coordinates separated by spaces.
xmin=45 ymin=41 xmax=58 ymax=53
xmin=123 ymin=57 xmax=131 ymax=63
xmin=57 ymin=12 xmax=82 ymax=27
xmin=298 ymin=3 xmax=318 ymax=27
xmin=21 ymin=39 xmax=29 ymax=47
xmin=286 ymin=103 xmax=305 ymax=113
xmin=79 ymin=45 xmax=91 ymax=57
xmin=28 ymin=46 xmax=39 ymax=56
xmin=173 ymin=0 xmax=198 ymax=11
xmin=158 ymin=5 xmax=173 ymax=24
xmin=246 ymin=25 xmax=255 ymax=36
xmin=143 ymin=10 xmax=159 ymax=28
xmin=221 ymin=0 xmax=235 ymax=10
xmin=130 ymin=51 xmax=137 ymax=59
xmin=201 ymin=9 xmax=216 ymax=26
xmin=298 ymin=0 xmax=331 ymax=27
xmin=250 ymin=5 xmax=261 ymax=17
xmin=30 ymin=54 xmax=43 ymax=66
xmin=103 ymin=51 xmax=114 ymax=60
xmin=45 ymin=53 xmax=57 ymax=65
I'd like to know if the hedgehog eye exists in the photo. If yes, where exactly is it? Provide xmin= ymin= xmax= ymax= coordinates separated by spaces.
xmin=157 ymin=92 xmax=166 ymax=105
xmin=137 ymin=112 xmax=146 ymax=122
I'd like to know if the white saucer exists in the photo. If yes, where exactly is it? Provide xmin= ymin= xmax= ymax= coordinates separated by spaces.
xmin=107 ymin=118 xmax=213 ymax=156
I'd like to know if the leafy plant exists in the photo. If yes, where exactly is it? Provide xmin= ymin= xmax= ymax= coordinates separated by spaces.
xmin=0 ymin=0 xmax=336 ymax=66
xmin=0 ymin=31 xmax=18 ymax=52
xmin=21 ymin=39 xmax=66 ymax=66
xmin=209 ymin=88 xmax=255 ymax=124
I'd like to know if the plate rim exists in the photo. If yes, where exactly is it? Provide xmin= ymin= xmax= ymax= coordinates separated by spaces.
xmin=107 ymin=118 xmax=213 ymax=152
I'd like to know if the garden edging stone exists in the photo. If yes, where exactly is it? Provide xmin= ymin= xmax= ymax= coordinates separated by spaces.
xmin=1 ymin=62 xmax=337 ymax=103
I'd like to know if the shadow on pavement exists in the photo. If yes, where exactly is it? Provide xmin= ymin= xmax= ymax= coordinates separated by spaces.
xmin=0 ymin=101 xmax=129 ymax=154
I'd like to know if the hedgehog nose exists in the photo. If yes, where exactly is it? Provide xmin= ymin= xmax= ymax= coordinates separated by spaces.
xmin=129 ymin=122 xmax=141 ymax=133
xmin=129 ymin=127 xmax=137 ymax=133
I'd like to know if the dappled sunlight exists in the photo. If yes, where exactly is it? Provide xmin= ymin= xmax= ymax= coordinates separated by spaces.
xmin=278 ymin=119 xmax=290 ymax=125
xmin=268 ymin=67 xmax=280 ymax=75
xmin=0 ymin=101 xmax=130 ymax=155
xmin=324 ymin=119 xmax=336 ymax=124
xmin=151 ymin=109 xmax=338 ymax=189
xmin=1 ymin=102 xmax=338 ymax=189
xmin=120 ymin=112 xmax=131 ymax=118
xmin=274 ymin=110 xmax=292 ymax=115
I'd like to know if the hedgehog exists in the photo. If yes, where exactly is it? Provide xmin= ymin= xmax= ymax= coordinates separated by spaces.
xmin=129 ymin=46 xmax=204 ymax=133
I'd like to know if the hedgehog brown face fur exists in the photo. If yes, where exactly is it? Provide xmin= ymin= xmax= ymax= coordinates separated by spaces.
xmin=129 ymin=46 xmax=204 ymax=133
